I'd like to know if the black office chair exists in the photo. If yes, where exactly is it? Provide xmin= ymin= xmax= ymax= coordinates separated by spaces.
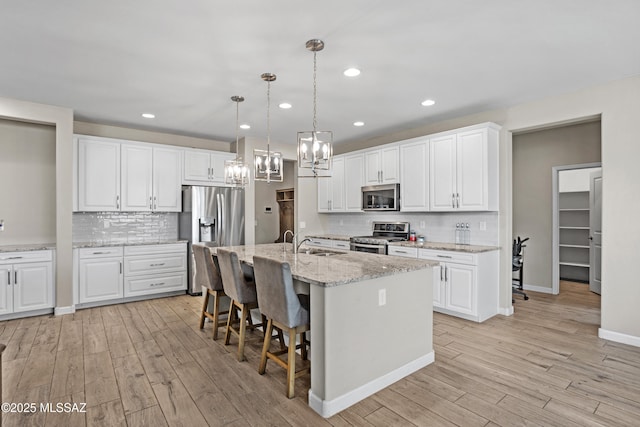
xmin=512 ymin=236 xmax=529 ymax=301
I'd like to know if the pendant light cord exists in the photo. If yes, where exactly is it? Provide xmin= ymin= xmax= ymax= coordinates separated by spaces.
xmin=313 ymin=50 xmax=318 ymax=132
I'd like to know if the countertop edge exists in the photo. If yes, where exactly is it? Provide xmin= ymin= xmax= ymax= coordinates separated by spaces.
xmin=388 ymin=241 xmax=500 ymax=253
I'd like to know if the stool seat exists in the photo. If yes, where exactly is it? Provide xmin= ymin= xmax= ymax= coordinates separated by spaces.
xmin=253 ymin=255 xmax=310 ymax=398
xmin=193 ymin=243 xmax=227 ymax=340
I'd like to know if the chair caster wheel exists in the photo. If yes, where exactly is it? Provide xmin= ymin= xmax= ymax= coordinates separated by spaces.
xmin=524 ymin=296 xmax=529 ymax=300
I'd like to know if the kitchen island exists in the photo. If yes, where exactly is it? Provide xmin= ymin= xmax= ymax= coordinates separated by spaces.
xmin=212 ymin=243 xmax=437 ymax=418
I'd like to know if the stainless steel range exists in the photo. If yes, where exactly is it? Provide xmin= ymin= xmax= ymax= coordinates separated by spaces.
xmin=350 ymin=221 xmax=410 ymax=254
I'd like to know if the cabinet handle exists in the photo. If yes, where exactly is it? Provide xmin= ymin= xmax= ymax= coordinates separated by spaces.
xmin=150 ymin=196 xmax=153 ymax=209
xmin=444 ymin=266 xmax=448 ymax=283
xmin=380 ymin=170 xmax=384 ymax=182
xmin=1 ymin=256 xmax=23 ymax=260
xmin=440 ymin=265 xmax=443 ymax=282
xmin=149 ymin=263 xmax=165 ymax=267
xmin=396 ymin=250 xmax=407 ymax=254
xmin=452 ymin=193 xmax=455 ymax=208
xmin=120 ymin=262 xmax=122 ymax=274
xmin=14 ymin=271 xmax=18 ymax=285
xmin=153 ymin=196 xmax=157 ymax=210
xmin=116 ymin=195 xmax=120 ymax=210
xmin=437 ymin=255 xmax=452 ymax=259
xmin=150 ymin=282 xmax=165 ymax=287
xmin=92 ymin=251 xmax=110 ymax=255
xmin=329 ymin=200 xmax=332 ymax=211
xmin=456 ymin=193 xmax=460 ymax=208
xmin=7 ymin=271 xmax=10 ymax=285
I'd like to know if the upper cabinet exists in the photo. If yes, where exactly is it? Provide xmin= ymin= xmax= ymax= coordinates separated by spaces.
xmin=365 ymin=146 xmax=399 ymax=185
xmin=318 ymin=156 xmax=345 ymax=212
xmin=344 ymin=153 xmax=364 ymax=212
xmin=183 ymin=148 xmax=235 ymax=185
xmin=78 ymin=136 xmax=121 ymax=211
xmin=121 ymin=144 xmax=182 ymax=212
xmin=399 ymin=137 xmax=429 ymax=211
xmin=429 ymin=123 xmax=500 ymax=212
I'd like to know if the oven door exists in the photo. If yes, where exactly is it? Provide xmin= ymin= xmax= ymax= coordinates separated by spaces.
xmin=350 ymin=242 xmax=386 ymax=254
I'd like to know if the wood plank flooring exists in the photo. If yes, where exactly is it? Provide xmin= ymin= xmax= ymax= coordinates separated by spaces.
xmin=1 ymin=281 xmax=639 ymax=426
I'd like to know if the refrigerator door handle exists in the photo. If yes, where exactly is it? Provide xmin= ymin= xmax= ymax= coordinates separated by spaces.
xmin=216 ymin=193 xmax=223 ymax=246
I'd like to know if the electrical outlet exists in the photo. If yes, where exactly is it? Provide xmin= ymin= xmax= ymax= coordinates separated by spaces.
xmin=339 ymin=219 xmax=344 ymax=226
xmin=420 ymin=220 xmax=426 ymax=229
xmin=299 ymin=221 xmax=306 ymax=229
xmin=479 ymin=221 xmax=487 ymax=231
xmin=378 ymin=289 xmax=386 ymax=306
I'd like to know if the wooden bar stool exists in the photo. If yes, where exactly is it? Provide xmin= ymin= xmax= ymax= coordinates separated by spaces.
xmin=217 ymin=248 xmax=261 ymax=361
xmin=253 ymin=255 xmax=310 ymax=398
xmin=193 ymin=243 xmax=228 ymax=340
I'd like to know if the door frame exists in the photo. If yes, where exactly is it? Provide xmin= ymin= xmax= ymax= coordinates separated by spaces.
xmin=551 ymin=162 xmax=602 ymax=294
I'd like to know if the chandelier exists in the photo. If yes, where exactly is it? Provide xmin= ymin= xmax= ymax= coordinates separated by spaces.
xmin=298 ymin=39 xmax=332 ymax=177
xmin=254 ymin=72 xmax=283 ymax=182
xmin=224 ymin=95 xmax=250 ymax=187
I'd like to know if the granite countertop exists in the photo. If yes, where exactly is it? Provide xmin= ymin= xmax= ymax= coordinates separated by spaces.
xmin=0 ymin=243 xmax=56 ymax=253
xmin=305 ymin=234 xmax=351 ymax=241
xmin=73 ymin=240 xmax=188 ymax=249
xmin=211 ymin=243 xmax=436 ymax=288
xmin=388 ymin=240 xmax=500 ymax=253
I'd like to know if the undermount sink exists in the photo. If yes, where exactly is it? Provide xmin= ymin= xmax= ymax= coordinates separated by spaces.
xmin=300 ymin=248 xmax=343 ymax=256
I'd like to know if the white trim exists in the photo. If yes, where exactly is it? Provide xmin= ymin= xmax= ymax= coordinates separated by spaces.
xmin=54 ymin=305 xmax=76 ymax=316
xmin=308 ymin=351 xmax=435 ymax=418
xmin=599 ymin=328 xmax=640 ymax=348
xmin=523 ymin=284 xmax=554 ymax=294
xmin=499 ymin=306 xmax=514 ymax=316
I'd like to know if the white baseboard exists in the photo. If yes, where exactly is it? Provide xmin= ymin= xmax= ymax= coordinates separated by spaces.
xmin=599 ymin=328 xmax=640 ymax=348
xmin=54 ymin=305 xmax=76 ymax=316
xmin=522 ymin=284 xmax=554 ymax=294
xmin=499 ymin=306 xmax=514 ymax=316
xmin=308 ymin=351 xmax=435 ymax=418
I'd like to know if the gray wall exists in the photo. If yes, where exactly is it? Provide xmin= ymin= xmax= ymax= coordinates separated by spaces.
xmin=512 ymin=121 xmax=601 ymax=290
xmin=254 ymin=160 xmax=296 ymax=244
xmin=0 ymin=119 xmax=56 ymax=244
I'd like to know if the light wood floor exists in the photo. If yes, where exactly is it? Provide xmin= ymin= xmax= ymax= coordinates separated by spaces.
xmin=2 ymin=281 xmax=639 ymax=426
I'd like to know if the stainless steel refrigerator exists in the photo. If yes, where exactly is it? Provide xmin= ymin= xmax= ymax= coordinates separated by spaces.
xmin=179 ymin=186 xmax=245 ymax=294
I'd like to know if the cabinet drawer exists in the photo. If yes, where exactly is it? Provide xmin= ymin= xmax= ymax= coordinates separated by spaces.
xmin=124 ymin=273 xmax=186 ymax=297
xmin=307 ymin=239 xmax=333 ymax=248
xmin=388 ymin=246 xmax=418 ymax=258
xmin=79 ymin=247 xmax=123 ymax=259
xmin=332 ymin=241 xmax=351 ymax=250
xmin=124 ymin=243 xmax=186 ymax=256
xmin=124 ymin=254 xmax=186 ymax=276
xmin=418 ymin=249 xmax=476 ymax=265
xmin=0 ymin=250 xmax=52 ymax=264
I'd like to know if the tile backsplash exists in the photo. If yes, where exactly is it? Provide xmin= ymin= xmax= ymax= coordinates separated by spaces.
xmin=324 ymin=211 xmax=500 ymax=246
xmin=73 ymin=212 xmax=178 ymax=244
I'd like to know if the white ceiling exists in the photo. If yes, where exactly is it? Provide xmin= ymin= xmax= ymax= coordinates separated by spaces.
xmin=2 ymin=1 xmax=639 ymax=147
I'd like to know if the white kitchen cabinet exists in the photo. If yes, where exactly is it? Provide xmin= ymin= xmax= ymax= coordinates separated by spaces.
xmin=0 ymin=250 xmax=54 ymax=317
xmin=387 ymin=246 xmax=418 ymax=258
xmin=317 ymin=156 xmax=345 ymax=212
xmin=78 ymin=136 xmax=121 ymax=211
xmin=121 ymin=144 xmax=182 ymax=212
xmin=305 ymin=238 xmax=350 ymax=251
xmin=124 ymin=243 xmax=187 ymax=297
xmin=78 ymin=247 xmax=124 ymax=304
xmin=183 ymin=148 xmax=235 ymax=185
xmin=365 ymin=145 xmax=399 ymax=185
xmin=429 ymin=123 xmax=499 ymax=211
xmin=344 ymin=153 xmax=364 ymax=212
xmin=399 ymin=138 xmax=429 ymax=211
xmin=418 ymin=248 xmax=499 ymax=322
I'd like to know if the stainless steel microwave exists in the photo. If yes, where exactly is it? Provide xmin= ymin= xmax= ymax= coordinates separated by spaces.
xmin=361 ymin=183 xmax=400 ymax=211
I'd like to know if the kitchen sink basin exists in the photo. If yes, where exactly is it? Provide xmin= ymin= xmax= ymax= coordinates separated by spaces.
xmin=300 ymin=249 xmax=343 ymax=256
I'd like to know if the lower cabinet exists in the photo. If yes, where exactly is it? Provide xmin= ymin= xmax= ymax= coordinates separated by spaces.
xmin=306 ymin=238 xmax=350 ymax=251
xmin=388 ymin=245 xmax=499 ymax=322
xmin=0 ymin=250 xmax=54 ymax=317
xmin=76 ymin=243 xmax=187 ymax=307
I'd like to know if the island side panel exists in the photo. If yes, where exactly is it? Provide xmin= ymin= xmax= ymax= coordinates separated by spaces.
xmin=309 ymin=268 xmax=433 ymax=416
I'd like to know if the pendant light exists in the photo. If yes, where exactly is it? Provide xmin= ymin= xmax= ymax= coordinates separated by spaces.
xmin=224 ymin=95 xmax=250 ymax=187
xmin=298 ymin=39 xmax=332 ymax=178
xmin=254 ymin=72 xmax=283 ymax=182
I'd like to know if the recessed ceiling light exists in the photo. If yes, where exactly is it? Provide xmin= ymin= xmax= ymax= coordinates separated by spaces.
xmin=239 ymin=124 xmax=250 ymax=130
xmin=343 ymin=68 xmax=361 ymax=77
xmin=279 ymin=102 xmax=292 ymax=109
xmin=141 ymin=113 xmax=155 ymax=119
xmin=353 ymin=121 xmax=365 ymax=127
xmin=421 ymin=99 xmax=436 ymax=107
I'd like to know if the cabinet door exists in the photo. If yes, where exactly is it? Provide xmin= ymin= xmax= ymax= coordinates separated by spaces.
xmin=364 ymin=150 xmax=381 ymax=184
xmin=380 ymin=146 xmax=399 ymax=183
xmin=457 ymin=129 xmax=487 ymax=210
xmin=78 ymin=138 xmax=121 ymax=211
xmin=330 ymin=157 xmax=345 ymax=211
xmin=0 ymin=266 xmax=12 ymax=315
xmin=432 ymin=264 xmax=445 ymax=309
xmin=79 ymin=257 xmax=123 ymax=303
xmin=153 ymin=147 xmax=182 ymax=212
xmin=183 ymin=150 xmax=211 ymax=182
xmin=445 ymin=263 xmax=475 ymax=316
xmin=210 ymin=152 xmax=235 ymax=183
xmin=344 ymin=154 xmax=364 ymax=212
xmin=317 ymin=175 xmax=331 ymax=212
xmin=400 ymin=140 xmax=429 ymax=211
xmin=13 ymin=262 xmax=53 ymax=312
xmin=429 ymin=134 xmax=457 ymax=211
xmin=121 ymin=144 xmax=153 ymax=211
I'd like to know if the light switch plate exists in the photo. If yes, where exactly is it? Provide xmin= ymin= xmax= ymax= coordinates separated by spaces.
xmin=479 ymin=221 xmax=487 ymax=231
xmin=378 ymin=289 xmax=386 ymax=306
xmin=299 ymin=221 xmax=306 ymax=229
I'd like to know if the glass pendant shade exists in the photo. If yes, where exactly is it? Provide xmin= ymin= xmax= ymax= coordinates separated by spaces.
xmin=254 ymin=72 xmax=283 ymax=183
xmin=225 ymin=95 xmax=250 ymax=187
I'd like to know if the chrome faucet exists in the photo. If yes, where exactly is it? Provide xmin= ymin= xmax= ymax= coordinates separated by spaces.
xmin=283 ymin=229 xmax=298 ymax=253
xmin=295 ymin=238 xmax=311 ymax=254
